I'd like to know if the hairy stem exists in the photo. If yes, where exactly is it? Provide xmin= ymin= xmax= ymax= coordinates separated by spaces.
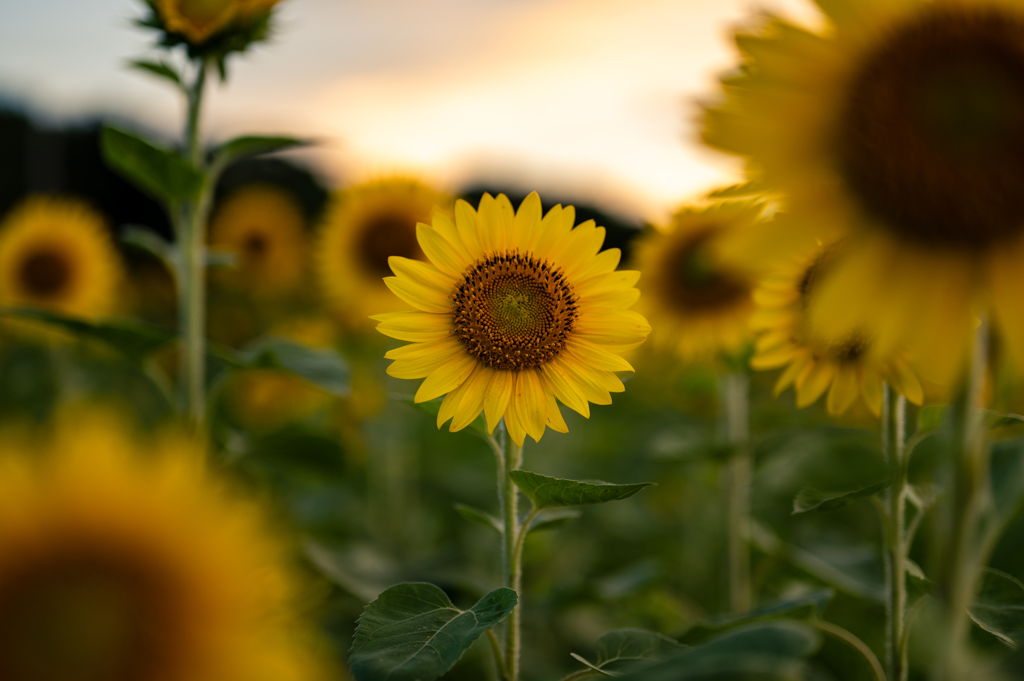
xmin=722 ymin=372 xmax=751 ymax=613
xmin=882 ymin=385 xmax=908 ymax=681
xmin=179 ymin=58 xmax=210 ymax=426
xmin=935 ymin=321 xmax=990 ymax=680
xmin=498 ymin=426 xmax=523 ymax=681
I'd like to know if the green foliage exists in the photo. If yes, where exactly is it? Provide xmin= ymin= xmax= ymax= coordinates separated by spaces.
xmin=236 ymin=336 xmax=350 ymax=397
xmin=101 ymin=126 xmax=204 ymax=203
xmin=617 ymin=622 xmax=821 ymax=680
xmin=792 ymin=479 xmax=891 ymax=514
xmin=212 ymin=135 xmax=308 ymax=168
xmin=970 ymin=568 xmax=1024 ymax=648
xmin=349 ymin=582 xmax=517 ymax=681
xmin=453 ymin=503 xmax=502 ymax=533
xmin=128 ymin=60 xmax=183 ymax=88
xmin=571 ymin=628 xmax=687 ymax=676
xmin=697 ymin=590 xmax=834 ymax=632
xmin=120 ymin=225 xmax=179 ymax=272
xmin=509 ymin=470 xmax=654 ymax=508
xmin=528 ymin=508 xmax=582 ymax=533
xmin=0 ymin=309 xmax=173 ymax=362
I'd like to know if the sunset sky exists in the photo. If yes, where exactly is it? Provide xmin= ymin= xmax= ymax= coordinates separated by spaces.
xmin=0 ymin=0 xmax=817 ymax=222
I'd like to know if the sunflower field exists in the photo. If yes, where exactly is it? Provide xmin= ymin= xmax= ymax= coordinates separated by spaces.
xmin=5 ymin=0 xmax=1024 ymax=680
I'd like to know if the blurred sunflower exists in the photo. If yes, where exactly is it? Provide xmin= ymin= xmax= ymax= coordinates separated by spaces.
xmin=0 ymin=410 xmax=327 ymax=681
xmin=703 ymin=0 xmax=1024 ymax=381
xmin=635 ymin=202 xmax=762 ymax=364
xmin=751 ymin=242 xmax=923 ymax=415
xmin=317 ymin=178 xmax=451 ymax=333
xmin=209 ymin=184 xmax=308 ymax=299
xmin=154 ymin=0 xmax=284 ymax=45
xmin=0 ymin=197 xmax=121 ymax=320
xmin=375 ymin=192 xmax=650 ymax=446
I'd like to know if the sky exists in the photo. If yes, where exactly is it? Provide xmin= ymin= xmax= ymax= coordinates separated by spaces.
xmin=0 ymin=0 xmax=819 ymax=222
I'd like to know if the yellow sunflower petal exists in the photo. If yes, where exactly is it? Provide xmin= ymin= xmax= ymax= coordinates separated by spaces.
xmin=484 ymin=370 xmax=515 ymax=433
xmin=449 ymin=366 xmax=493 ymax=432
xmin=384 ymin=275 xmax=452 ymax=314
xmin=539 ymin=362 xmax=591 ymax=419
xmin=517 ymin=369 xmax=548 ymax=443
xmin=386 ymin=340 xmax=464 ymax=379
xmin=565 ymin=339 xmax=634 ymax=373
xmin=826 ymin=366 xmax=860 ymax=415
xmin=511 ymin=192 xmax=543 ymax=248
xmin=376 ymin=312 xmax=453 ymax=342
xmin=796 ymin=361 xmax=835 ymax=408
xmin=454 ymin=199 xmax=484 ymax=260
xmin=416 ymin=223 xmax=470 ymax=279
xmin=545 ymin=391 xmax=569 ymax=433
xmin=414 ymin=352 xmax=478 ymax=403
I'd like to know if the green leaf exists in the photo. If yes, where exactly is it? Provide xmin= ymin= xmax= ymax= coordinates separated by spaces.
xmin=528 ymin=508 xmax=582 ymax=533
xmin=453 ymin=503 xmax=502 ymax=533
xmin=402 ymin=397 xmax=488 ymax=437
xmin=101 ymin=126 xmax=204 ymax=203
xmin=792 ymin=478 xmax=891 ymax=514
xmin=509 ymin=470 xmax=654 ymax=509
xmin=970 ymin=568 xmax=1024 ymax=649
xmin=212 ymin=135 xmax=308 ymax=168
xmin=698 ymin=590 xmax=834 ymax=631
xmin=617 ymin=621 xmax=820 ymax=680
xmin=129 ymin=60 xmax=183 ymax=87
xmin=349 ymin=582 xmax=518 ymax=681
xmin=0 ymin=308 xmax=173 ymax=362
xmin=918 ymin=404 xmax=947 ymax=432
xmin=991 ymin=438 xmax=1024 ymax=520
xmin=239 ymin=336 xmax=350 ymax=397
xmin=578 ymin=629 xmax=687 ymax=674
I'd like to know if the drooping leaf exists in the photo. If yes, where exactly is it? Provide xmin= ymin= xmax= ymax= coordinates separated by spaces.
xmin=574 ymin=629 xmax=687 ymax=674
xmin=349 ymin=582 xmax=518 ymax=681
xmin=129 ymin=60 xmax=183 ymax=87
xmin=453 ymin=503 xmax=502 ymax=533
xmin=617 ymin=621 xmax=820 ymax=680
xmin=101 ymin=126 xmax=204 ymax=203
xmin=239 ymin=336 xmax=350 ymax=397
xmin=528 ymin=508 xmax=582 ymax=533
xmin=1 ymin=308 xmax=173 ymax=362
xmin=792 ymin=478 xmax=891 ymax=514
xmin=970 ymin=568 xmax=1024 ymax=649
xmin=698 ymin=590 xmax=834 ymax=631
xmin=509 ymin=470 xmax=653 ymax=509
xmin=212 ymin=135 xmax=308 ymax=168
xmin=918 ymin=404 xmax=947 ymax=432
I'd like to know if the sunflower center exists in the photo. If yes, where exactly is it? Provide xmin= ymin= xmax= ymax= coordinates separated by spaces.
xmin=453 ymin=252 xmax=578 ymax=370
xmin=243 ymin=232 xmax=268 ymax=258
xmin=18 ymin=250 xmax=71 ymax=298
xmin=840 ymin=7 xmax=1024 ymax=249
xmin=667 ymin=230 xmax=749 ymax=312
xmin=358 ymin=212 xmax=421 ymax=278
xmin=0 ymin=559 xmax=171 ymax=681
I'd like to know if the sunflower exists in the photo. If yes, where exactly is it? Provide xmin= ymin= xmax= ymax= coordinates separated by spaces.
xmin=0 ymin=409 xmax=327 ymax=681
xmin=751 ymin=241 xmax=924 ymax=415
xmin=317 ymin=177 xmax=451 ymax=333
xmin=0 ymin=197 xmax=121 ymax=320
xmin=703 ymin=0 xmax=1024 ymax=382
xmin=634 ymin=202 xmax=762 ymax=364
xmin=209 ymin=184 xmax=308 ymax=299
xmin=374 ymin=192 xmax=650 ymax=446
xmin=155 ymin=0 xmax=284 ymax=45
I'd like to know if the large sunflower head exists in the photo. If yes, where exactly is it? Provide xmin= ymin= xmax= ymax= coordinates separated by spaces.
xmin=635 ymin=201 xmax=763 ymax=365
xmin=0 ymin=197 xmax=121 ymax=320
xmin=0 ymin=409 xmax=329 ymax=681
xmin=374 ymin=192 xmax=650 ymax=446
xmin=703 ymin=0 xmax=1024 ymax=381
xmin=209 ymin=184 xmax=309 ymax=299
xmin=317 ymin=177 xmax=451 ymax=333
xmin=751 ymin=241 xmax=924 ymax=415
xmin=151 ymin=0 xmax=284 ymax=46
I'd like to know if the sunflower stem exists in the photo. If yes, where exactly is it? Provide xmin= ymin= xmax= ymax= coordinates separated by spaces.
xmin=722 ymin=371 xmax=751 ymax=613
xmin=499 ymin=424 xmax=523 ymax=681
xmin=881 ymin=384 xmax=908 ymax=681
xmin=178 ymin=57 xmax=211 ymax=427
xmin=933 ymin=320 xmax=990 ymax=681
